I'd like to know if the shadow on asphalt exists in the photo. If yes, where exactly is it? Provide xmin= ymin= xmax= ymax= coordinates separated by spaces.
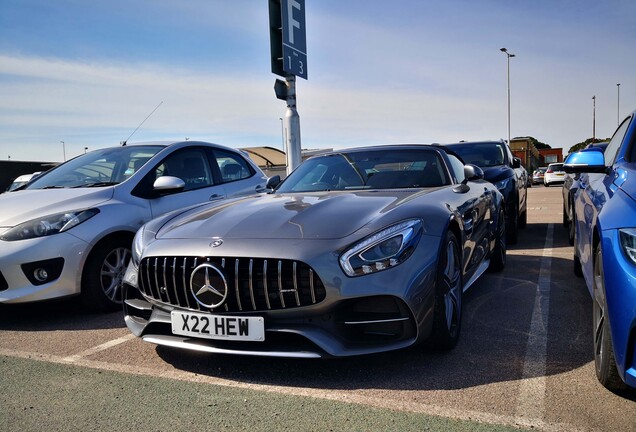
xmin=0 ymin=297 xmax=124 ymax=331
xmin=2 ymin=220 xmax=634 ymax=399
xmin=154 ymin=251 xmax=599 ymax=394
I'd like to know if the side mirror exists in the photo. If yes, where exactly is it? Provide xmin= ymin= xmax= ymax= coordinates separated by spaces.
xmin=266 ymin=175 xmax=281 ymax=190
xmin=512 ymin=157 xmax=522 ymax=169
xmin=464 ymin=164 xmax=484 ymax=182
xmin=454 ymin=164 xmax=484 ymax=193
xmin=152 ymin=176 xmax=185 ymax=195
xmin=563 ymin=151 xmax=608 ymax=174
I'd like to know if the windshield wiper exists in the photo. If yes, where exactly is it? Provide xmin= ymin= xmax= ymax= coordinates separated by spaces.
xmin=40 ymin=185 xmax=68 ymax=189
xmin=73 ymin=182 xmax=119 ymax=188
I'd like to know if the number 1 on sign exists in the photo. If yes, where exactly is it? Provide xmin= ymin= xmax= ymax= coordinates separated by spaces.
xmin=287 ymin=56 xmax=304 ymax=75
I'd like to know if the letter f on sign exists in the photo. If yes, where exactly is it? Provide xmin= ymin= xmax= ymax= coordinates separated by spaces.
xmin=287 ymin=0 xmax=301 ymax=44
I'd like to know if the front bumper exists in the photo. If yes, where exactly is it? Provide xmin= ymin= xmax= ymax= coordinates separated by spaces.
xmin=601 ymin=230 xmax=636 ymax=388
xmin=0 ymin=231 xmax=89 ymax=303
xmin=123 ymin=235 xmax=441 ymax=358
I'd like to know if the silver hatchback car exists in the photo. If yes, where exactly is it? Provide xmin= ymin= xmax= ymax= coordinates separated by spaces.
xmin=0 ymin=141 xmax=267 ymax=310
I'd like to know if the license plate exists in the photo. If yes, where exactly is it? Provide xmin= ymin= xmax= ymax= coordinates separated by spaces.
xmin=171 ymin=311 xmax=265 ymax=342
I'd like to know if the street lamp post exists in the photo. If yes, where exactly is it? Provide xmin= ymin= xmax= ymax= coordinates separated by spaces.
xmin=500 ymin=48 xmax=516 ymax=147
xmin=60 ymin=141 xmax=66 ymax=162
xmin=617 ymin=83 xmax=621 ymax=125
xmin=592 ymin=96 xmax=596 ymax=140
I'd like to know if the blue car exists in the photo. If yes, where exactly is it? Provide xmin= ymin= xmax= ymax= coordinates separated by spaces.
xmin=562 ymin=142 xmax=608 ymax=245
xmin=564 ymin=110 xmax=636 ymax=392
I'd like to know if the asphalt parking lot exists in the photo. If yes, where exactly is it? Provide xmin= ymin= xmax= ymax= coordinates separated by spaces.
xmin=1 ymin=186 xmax=635 ymax=432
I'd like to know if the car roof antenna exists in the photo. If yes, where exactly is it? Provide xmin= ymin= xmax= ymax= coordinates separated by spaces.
xmin=121 ymin=101 xmax=163 ymax=146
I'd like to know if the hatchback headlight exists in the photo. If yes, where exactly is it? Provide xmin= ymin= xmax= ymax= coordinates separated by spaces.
xmin=619 ymin=228 xmax=636 ymax=265
xmin=340 ymin=219 xmax=422 ymax=277
xmin=0 ymin=209 xmax=100 ymax=241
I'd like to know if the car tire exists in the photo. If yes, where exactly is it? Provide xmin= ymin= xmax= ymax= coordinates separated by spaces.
xmin=573 ymin=223 xmax=583 ymax=277
xmin=562 ymin=204 xmax=568 ymax=228
xmin=431 ymin=231 xmax=463 ymax=350
xmin=488 ymin=208 xmax=506 ymax=272
xmin=518 ymin=208 xmax=527 ymax=229
xmin=567 ymin=198 xmax=575 ymax=246
xmin=81 ymin=236 xmax=132 ymax=311
xmin=592 ymin=244 xmax=628 ymax=392
xmin=506 ymin=205 xmax=518 ymax=245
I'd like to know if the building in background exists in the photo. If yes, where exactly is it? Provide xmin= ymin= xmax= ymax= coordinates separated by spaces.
xmin=510 ymin=137 xmax=563 ymax=174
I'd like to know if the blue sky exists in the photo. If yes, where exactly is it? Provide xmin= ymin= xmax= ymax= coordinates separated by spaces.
xmin=1 ymin=0 xmax=635 ymax=162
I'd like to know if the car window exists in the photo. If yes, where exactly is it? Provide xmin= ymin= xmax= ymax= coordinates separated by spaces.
xmin=277 ymin=149 xmax=449 ymax=192
xmin=214 ymin=149 xmax=254 ymax=183
xmin=448 ymin=143 xmax=505 ymax=167
xmin=27 ymin=145 xmax=164 ymax=189
xmin=446 ymin=153 xmax=465 ymax=183
xmin=153 ymin=148 xmax=215 ymax=191
xmin=604 ymin=117 xmax=632 ymax=167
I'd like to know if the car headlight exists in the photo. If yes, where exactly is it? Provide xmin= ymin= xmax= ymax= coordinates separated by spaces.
xmin=494 ymin=177 xmax=511 ymax=191
xmin=0 ymin=208 xmax=100 ymax=241
xmin=339 ymin=219 xmax=422 ymax=277
xmin=619 ymin=228 xmax=636 ymax=265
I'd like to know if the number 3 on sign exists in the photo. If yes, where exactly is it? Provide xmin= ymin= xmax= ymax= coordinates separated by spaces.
xmin=287 ymin=56 xmax=304 ymax=75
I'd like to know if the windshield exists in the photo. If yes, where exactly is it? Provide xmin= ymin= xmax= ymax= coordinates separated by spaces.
xmin=27 ymin=146 xmax=164 ymax=189
xmin=276 ymin=149 xmax=449 ymax=192
xmin=449 ymin=143 xmax=506 ymax=168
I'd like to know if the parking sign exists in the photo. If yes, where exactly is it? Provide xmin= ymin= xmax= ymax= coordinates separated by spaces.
xmin=270 ymin=0 xmax=307 ymax=80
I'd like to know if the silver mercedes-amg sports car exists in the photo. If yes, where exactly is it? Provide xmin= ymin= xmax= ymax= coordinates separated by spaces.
xmin=123 ymin=144 xmax=506 ymax=358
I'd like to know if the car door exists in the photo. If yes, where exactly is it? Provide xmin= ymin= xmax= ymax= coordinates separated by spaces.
xmin=212 ymin=148 xmax=267 ymax=197
xmin=574 ymin=116 xmax=632 ymax=285
xmin=446 ymin=152 xmax=493 ymax=278
xmin=144 ymin=146 xmax=228 ymax=218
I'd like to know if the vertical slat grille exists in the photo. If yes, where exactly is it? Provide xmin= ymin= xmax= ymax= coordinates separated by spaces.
xmin=138 ymin=256 xmax=326 ymax=313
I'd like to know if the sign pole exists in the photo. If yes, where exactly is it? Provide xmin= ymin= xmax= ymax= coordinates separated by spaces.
xmin=283 ymin=76 xmax=302 ymax=174
xmin=269 ymin=0 xmax=307 ymax=174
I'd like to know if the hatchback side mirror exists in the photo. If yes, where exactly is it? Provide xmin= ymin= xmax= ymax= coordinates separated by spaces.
xmin=152 ymin=176 xmax=186 ymax=195
xmin=266 ymin=175 xmax=281 ymax=190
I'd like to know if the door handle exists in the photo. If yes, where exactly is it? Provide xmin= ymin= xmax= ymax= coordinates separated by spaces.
xmin=209 ymin=194 xmax=224 ymax=201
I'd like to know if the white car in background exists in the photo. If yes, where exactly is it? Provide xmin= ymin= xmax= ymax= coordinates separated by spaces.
xmin=5 ymin=172 xmax=42 ymax=191
xmin=543 ymin=162 xmax=566 ymax=187
xmin=0 ymin=141 xmax=268 ymax=310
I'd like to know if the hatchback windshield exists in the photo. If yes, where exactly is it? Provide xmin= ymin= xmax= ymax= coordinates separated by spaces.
xmin=276 ymin=149 xmax=449 ymax=192
xmin=27 ymin=146 xmax=164 ymax=189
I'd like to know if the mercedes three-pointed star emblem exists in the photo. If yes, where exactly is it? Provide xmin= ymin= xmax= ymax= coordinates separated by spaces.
xmin=189 ymin=263 xmax=228 ymax=309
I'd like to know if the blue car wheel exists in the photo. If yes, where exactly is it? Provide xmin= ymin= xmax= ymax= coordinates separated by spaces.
xmin=592 ymin=244 xmax=628 ymax=392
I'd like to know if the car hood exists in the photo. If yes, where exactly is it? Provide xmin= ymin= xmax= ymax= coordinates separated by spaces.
xmin=157 ymin=191 xmax=425 ymax=240
xmin=0 ymin=188 xmax=114 ymax=227
xmin=482 ymin=165 xmax=513 ymax=183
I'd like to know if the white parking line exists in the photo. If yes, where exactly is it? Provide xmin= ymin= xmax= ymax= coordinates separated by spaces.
xmin=62 ymin=334 xmax=137 ymax=363
xmin=515 ymin=223 xmax=553 ymax=427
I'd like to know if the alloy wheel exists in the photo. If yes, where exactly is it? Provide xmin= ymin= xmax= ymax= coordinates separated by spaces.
xmin=100 ymin=246 xmax=131 ymax=303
